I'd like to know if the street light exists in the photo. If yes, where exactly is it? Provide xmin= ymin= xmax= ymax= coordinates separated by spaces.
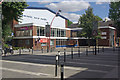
xmin=48 ymin=10 xmax=61 ymax=52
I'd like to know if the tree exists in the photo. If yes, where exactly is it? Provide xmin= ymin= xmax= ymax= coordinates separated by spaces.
xmin=2 ymin=2 xmax=28 ymax=25
xmin=67 ymin=20 xmax=73 ymax=26
xmin=109 ymin=1 xmax=120 ymax=37
xmin=2 ymin=2 xmax=28 ymax=42
xmin=78 ymin=7 xmax=102 ymax=46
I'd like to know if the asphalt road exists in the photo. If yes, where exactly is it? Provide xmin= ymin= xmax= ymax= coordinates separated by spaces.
xmin=1 ymin=47 xmax=120 ymax=79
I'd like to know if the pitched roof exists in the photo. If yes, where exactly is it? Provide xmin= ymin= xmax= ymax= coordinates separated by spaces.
xmin=99 ymin=20 xmax=114 ymax=26
xmin=26 ymin=7 xmax=69 ymax=20
xmin=68 ymin=23 xmax=79 ymax=28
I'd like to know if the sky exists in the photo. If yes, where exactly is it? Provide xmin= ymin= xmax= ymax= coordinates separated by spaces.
xmin=27 ymin=1 xmax=111 ymax=23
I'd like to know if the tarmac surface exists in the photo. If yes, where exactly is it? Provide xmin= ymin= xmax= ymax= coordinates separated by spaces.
xmin=0 ymin=46 xmax=120 ymax=80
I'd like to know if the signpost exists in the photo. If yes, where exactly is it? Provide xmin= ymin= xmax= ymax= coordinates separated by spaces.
xmin=45 ymin=25 xmax=50 ymax=37
xmin=92 ymin=21 xmax=98 ymax=55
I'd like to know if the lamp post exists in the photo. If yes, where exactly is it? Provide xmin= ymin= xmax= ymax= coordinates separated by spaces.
xmin=48 ymin=10 xmax=61 ymax=52
xmin=11 ymin=32 xmax=14 ymax=48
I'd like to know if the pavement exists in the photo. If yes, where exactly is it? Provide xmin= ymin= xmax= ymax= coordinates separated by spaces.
xmin=0 ymin=47 xmax=120 ymax=80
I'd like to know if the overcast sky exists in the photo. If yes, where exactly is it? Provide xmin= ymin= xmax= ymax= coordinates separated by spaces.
xmin=27 ymin=1 xmax=111 ymax=23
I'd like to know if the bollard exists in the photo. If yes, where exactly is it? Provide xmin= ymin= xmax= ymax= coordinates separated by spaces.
xmin=19 ymin=48 xmax=21 ymax=55
xmin=61 ymin=64 xmax=64 ymax=80
xmin=55 ymin=55 xmax=58 ymax=77
xmin=93 ymin=47 xmax=94 ymax=55
xmin=29 ymin=48 xmax=30 ymax=52
xmin=71 ymin=48 xmax=73 ymax=59
xmin=113 ymin=47 xmax=115 ymax=51
xmin=4 ymin=49 xmax=7 ymax=57
xmin=64 ymin=49 xmax=66 ymax=62
xmin=58 ymin=51 xmax=60 ymax=65
xmin=102 ymin=46 xmax=104 ymax=53
xmin=47 ymin=46 xmax=49 ymax=53
xmin=32 ymin=47 xmax=33 ymax=54
xmin=86 ymin=48 xmax=88 ymax=56
xmin=78 ymin=47 xmax=80 ymax=57
xmin=95 ymin=45 xmax=97 ymax=55
xmin=41 ymin=47 xmax=43 ymax=53
xmin=50 ymin=47 xmax=52 ymax=52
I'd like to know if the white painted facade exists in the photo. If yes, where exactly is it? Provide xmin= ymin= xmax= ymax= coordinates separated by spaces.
xmin=19 ymin=9 xmax=66 ymax=28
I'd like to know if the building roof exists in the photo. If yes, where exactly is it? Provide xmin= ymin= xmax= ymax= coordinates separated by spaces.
xmin=98 ymin=26 xmax=116 ymax=30
xmin=26 ymin=7 xmax=69 ymax=20
xmin=99 ymin=20 xmax=114 ymax=26
xmin=14 ymin=23 xmax=73 ymax=30
xmin=68 ymin=23 xmax=79 ymax=28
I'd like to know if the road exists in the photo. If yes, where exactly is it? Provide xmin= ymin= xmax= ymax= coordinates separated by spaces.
xmin=1 ymin=47 xmax=120 ymax=79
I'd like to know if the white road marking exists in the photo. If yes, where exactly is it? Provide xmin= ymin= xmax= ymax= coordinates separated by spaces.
xmin=1 ymin=60 xmax=87 ymax=71
xmin=86 ymin=69 xmax=108 ymax=73
xmin=0 ymin=67 xmax=50 ymax=76
xmin=1 ymin=60 xmax=109 ymax=73
xmin=1 ymin=60 xmax=51 ymax=67
xmin=67 ymin=61 xmax=117 ymax=67
xmin=5 ymin=57 xmax=116 ymax=67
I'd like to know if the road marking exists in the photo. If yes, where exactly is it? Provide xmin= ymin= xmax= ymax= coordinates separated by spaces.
xmin=67 ymin=61 xmax=117 ymax=67
xmin=0 ymin=67 xmax=50 ymax=76
xmin=1 ymin=60 xmax=52 ymax=67
xmin=86 ymin=69 xmax=108 ymax=73
xmin=1 ymin=60 xmax=87 ymax=71
xmin=6 ymin=56 xmax=116 ymax=67
xmin=1 ymin=60 xmax=109 ymax=73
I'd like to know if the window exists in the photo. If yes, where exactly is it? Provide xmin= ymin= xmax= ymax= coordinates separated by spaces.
xmin=26 ymin=40 xmax=30 ymax=45
xmin=54 ymin=28 xmax=57 ymax=37
xmin=101 ymin=32 xmax=107 ymax=35
xmin=41 ymin=43 xmax=47 ymax=46
xmin=56 ymin=39 xmax=59 ymax=45
xmin=30 ymin=30 xmax=32 ymax=36
xmin=101 ymin=36 xmax=107 ymax=39
xmin=21 ymin=31 xmax=24 ymax=36
xmin=61 ymin=30 xmax=64 ymax=37
xmin=50 ymin=40 xmax=54 ymax=45
xmin=16 ymin=30 xmax=33 ymax=37
xmin=40 ymin=27 xmax=45 ymax=36
xmin=57 ymin=29 xmax=59 ymax=37
xmin=37 ymin=27 xmax=39 ymax=36
xmin=16 ymin=31 xmax=20 ymax=37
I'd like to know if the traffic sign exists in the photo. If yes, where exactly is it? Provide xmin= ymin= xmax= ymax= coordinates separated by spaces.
xmin=92 ymin=21 xmax=98 ymax=36
xmin=93 ymin=21 xmax=98 ymax=31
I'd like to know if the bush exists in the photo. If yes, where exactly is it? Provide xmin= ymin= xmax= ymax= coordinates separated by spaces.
xmin=3 ymin=44 xmax=10 ymax=49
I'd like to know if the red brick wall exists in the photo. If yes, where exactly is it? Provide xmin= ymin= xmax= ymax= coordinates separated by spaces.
xmin=65 ymin=20 xmax=68 ymax=28
xmin=12 ymin=20 xmax=18 ymax=30
xmin=98 ymin=28 xmax=110 ymax=46
xmin=33 ymin=26 xmax=37 ymax=36
xmin=66 ymin=30 xmax=71 ymax=37
xmin=98 ymin=28 xmax=117 ymax=46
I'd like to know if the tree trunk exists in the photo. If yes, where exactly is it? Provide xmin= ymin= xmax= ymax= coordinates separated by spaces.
xmin=88 ymin=38 xmax=90 ymax=47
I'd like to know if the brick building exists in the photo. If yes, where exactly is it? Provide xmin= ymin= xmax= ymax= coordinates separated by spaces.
xmin=13 ymin=7 xmax=81 ymax=50
xmin=98 ymin=26 xmax=116 ymax=46
xmin=68 ymin=21 xmax=117 ymax=47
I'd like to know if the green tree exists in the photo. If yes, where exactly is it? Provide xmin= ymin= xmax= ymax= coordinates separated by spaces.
xmin=109 ymin=1 xmax=120 ymax=37
xmin=2 ymin=2 xmax=28 ymax=25
xmin=2 ymin=2 xmax=28 ymax=42
xmin=78 ymin=7 xmax=102 ymax=46
xmin=67 ymin=20 xmax=73 ymax=26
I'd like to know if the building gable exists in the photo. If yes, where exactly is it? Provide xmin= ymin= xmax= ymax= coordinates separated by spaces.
xmin=19 ymin=7 xmax=68 ymax=28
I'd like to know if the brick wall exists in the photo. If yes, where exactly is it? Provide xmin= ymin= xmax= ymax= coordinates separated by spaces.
xmin=65 ymin=20 xmax=68 ymax=28
xmin=98 ymin=28 xmax=117 ymax=46
xmin=13 ymin=39 xmax=33 ymax=48
xmin=99 ymin=28 xmax=110 ymax=46
xmin=66 ymin=30 xmax=71 ymax=37
xmin=33 ymin=26 xmax=37 ymax=36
